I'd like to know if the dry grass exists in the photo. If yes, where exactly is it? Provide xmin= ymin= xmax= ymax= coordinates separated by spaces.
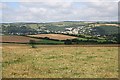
xmin=28 ymin=34 xmax=77 ymax=40
xmin=2 ymin=44 xmax=118 ymax=78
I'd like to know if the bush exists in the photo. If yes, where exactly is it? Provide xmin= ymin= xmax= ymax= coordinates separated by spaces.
xmin=44 ymin=37 xmax=50 ymax=40
xmin=72 ymin=39 xmax=80 ymax=44
xmin=64 ymin=39 xmax=72 ymax=45
xmin=31 ymin=44 xmax=37 ymax=48
xmin=29 ymin=40 xmax=36 ymax=44
xmin=29 ymin=40 xmax=37 ymax=48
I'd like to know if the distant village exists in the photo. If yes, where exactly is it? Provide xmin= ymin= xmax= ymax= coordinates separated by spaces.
xmin=2 ymin=22 xmax=119 ymax=37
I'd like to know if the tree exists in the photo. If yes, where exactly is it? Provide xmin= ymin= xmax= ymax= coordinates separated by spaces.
xmin=29 ymin=40 xmax=37 ymax=48
xmin=64 ymin=39 xmax=72 ymax=45
xmin=72 ymin=39 xmax=80 ymax=44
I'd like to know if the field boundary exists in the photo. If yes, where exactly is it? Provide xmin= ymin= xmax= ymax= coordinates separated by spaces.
xmin=2 ymin=43 xmax=120 ymax=47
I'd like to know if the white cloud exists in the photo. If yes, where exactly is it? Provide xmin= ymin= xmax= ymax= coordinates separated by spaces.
xmin=29 ymin=7 xmax=46 ymax=13
xmin=1 ymin=1 xmax=118 ymax=23
xmin=1 ymin=0 xmax=119 ymax=2
xmin=0 ymin=3 xmax=7 ymax=9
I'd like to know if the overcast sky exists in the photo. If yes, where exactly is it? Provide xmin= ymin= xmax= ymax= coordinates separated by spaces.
xmin=0 ymin=0 xmax=119 ymax=23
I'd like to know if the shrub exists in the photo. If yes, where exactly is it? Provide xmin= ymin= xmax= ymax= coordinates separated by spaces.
xmin=29 ymin=40 xmax=37 ymax=48
xmin=64 ymin=39 xmax=72 ymax=45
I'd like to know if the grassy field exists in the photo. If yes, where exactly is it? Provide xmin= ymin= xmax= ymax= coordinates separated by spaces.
xmin=2 ymin=44 xmax=118 ymax=78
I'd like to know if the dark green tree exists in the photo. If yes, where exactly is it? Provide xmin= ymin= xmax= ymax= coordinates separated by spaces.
xmin=64 ymin=39 xmax=72 ymax=45
xmin=29 ymin=40 xmax=37 ymax=48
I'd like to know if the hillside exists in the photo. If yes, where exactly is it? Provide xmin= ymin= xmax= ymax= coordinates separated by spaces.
xmin=1 ymin=21 xmax=120 ymax=44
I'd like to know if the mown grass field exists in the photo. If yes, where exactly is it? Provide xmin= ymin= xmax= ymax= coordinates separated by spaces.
xmin=2 ymin=44 xmax=118 ymax=78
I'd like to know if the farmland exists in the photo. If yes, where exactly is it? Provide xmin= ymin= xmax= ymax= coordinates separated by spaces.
xmin=0 ymin=34 xmax=118 ymax=45
xmin=0 ymin=35 xmax=65 ymax=44
xmin=1 ymin=21 xmax=120 ymax=44
xmin=27 ymin=34 xmax=78 ymax=40
xmin=0 ymin=35 xmax=40 ymax=43
xmin=1 ymin=21 xmax=119 ymax=78
xmin=1 ymin=1 xmax=119 ymax=79
xmin=2 ymin=44 xmax=118 ymax=78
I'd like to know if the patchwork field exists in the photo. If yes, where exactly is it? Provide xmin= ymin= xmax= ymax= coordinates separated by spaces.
xmin=0 ymin=36 xmax=39 ymax=43
xmin=27 ymin=34 xmax=78 ymax=40
xmin=0 ymin=35 xmax=65 ymax=45
xmin=2 ymin=44 xmax=118 ymax=78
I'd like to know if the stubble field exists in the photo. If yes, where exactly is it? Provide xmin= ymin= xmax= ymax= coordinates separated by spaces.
xmin=27 ymin=34 xmax=78 ymax=40
xmin=2 ymin=44 xmax=119 ymax=78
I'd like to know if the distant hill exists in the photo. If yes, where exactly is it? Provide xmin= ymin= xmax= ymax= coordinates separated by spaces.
xmin=1 ymin=21 xmax=119 ymax=36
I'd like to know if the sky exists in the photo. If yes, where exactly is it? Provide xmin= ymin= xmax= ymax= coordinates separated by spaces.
xmin=0 ymin=0 xmax=119 ymax=23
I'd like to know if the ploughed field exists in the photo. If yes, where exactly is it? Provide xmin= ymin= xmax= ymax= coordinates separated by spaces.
xmin=0 ymin=35 xmax=39 ymax=43
xmin=27 ymin=34 xmax=78 ymax=40
xmin=2 ymin=44 xmax=118 ymax=78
